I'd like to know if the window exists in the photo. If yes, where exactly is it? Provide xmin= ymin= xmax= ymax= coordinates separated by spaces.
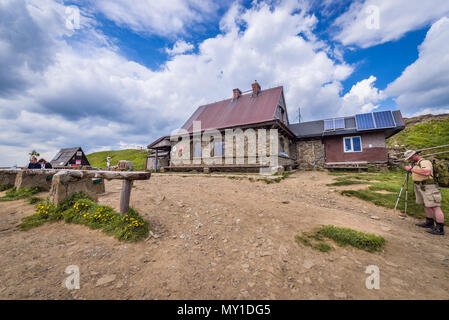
xmin=193 ymin=142 xmax=202 ymax=157
xmin=214 ymin=142 xmax=224 ymax=157
xmin=279 ymin=137 xmax=285 ymax=153
xmin=343 ymin=136 xmax=362 ymax=152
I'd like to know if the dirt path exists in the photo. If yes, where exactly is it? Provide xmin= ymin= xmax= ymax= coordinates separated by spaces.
xmin=0 ymin=171 xmax=448 ymax=299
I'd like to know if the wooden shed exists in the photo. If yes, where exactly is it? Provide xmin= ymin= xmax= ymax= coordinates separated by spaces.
xmin=50 ymin=147 xmax=90 ymax=168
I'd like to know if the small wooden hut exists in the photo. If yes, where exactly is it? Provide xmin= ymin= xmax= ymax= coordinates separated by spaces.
xmin=50 ymin=147 xmax=90 ymax=168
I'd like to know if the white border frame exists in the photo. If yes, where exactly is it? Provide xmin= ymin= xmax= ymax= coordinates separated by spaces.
xmin=343 ymin=136 xmax=363 ymax=153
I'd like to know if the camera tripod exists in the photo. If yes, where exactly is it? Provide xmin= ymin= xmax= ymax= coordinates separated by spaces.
xmin=394 ymin=170 xmax=410 ymax=216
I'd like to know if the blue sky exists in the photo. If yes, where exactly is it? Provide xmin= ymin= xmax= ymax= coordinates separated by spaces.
xmin=1 ymin=0 xmax=449 ymax=166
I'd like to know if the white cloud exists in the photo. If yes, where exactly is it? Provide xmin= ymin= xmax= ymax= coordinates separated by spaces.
xmin=1 ymin=0 xmax=391 ymax=166
xmin=342 ymin=75 xmax=385 ymax=114
xmin=91 ymin=0 xmax=220 ymax=36
xmin=385 ymin=17 xmax=449 ymax=116
xmin=333 ymin=0 xmax=449 ymax=48
xmin=409 ymin=108 xmax=449 ymax=118
xmin=166 ymin=40 xmax=195 ymax=56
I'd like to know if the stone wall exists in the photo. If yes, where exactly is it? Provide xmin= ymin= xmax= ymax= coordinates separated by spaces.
xmin=0 ymin=171 xmax=18 ymax=187
xmin=170 ymin=129 xmax=296 ymax=169
xmin=296 ymin=139 xmax=325 ymax=169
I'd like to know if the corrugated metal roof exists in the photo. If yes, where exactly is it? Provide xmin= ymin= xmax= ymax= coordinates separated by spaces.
xmin=181 ymin=86 xmax=283 ymax=132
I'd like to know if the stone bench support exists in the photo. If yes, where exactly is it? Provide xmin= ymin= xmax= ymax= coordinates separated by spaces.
xmin=0 ymin=171 xmax=18 ymax=187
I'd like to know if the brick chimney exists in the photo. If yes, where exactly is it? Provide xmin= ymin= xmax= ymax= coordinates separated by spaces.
xmin=233 ymin=88 xmax=242 ymax=100
xmin=251 ymin=80 xmax=261 ymax=96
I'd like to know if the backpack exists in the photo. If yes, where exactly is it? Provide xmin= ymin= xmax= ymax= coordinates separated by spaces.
xmin=431 ymin=158 xmax=449 ymax=188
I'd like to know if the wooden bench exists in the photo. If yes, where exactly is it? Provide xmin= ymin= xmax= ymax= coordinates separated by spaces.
xmin=51 ymin=170 xmax=150 ymax=215
xmin=0 ymin=169 xmax=151 ymax=215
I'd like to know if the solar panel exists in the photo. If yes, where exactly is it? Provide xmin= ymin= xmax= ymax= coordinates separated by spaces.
xmin=373 ymin=111 xmax=396 ymax=128
xmin=324 ymin=120 xmax=334 ymax=131
xmin=334 ymin=118 xmax=345 ymax=129
xmin=356 ymin=113 xmax=375 ymax=130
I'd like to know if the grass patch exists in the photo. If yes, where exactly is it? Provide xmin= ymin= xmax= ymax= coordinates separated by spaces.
xmin=19 ymin=192 xmax=150 ymax=242
xmin=0 ymin=186 xmax=43 ymax=202
xmin=263 ymin=171 xmax=294 ymax=184
xmin=296 ymin=225 xmax=385 ymax=253
xmin=295 ymin=232 xmax=333 ymax=253
xmin=314 ymin=242 xmax=332 ymax=253
xmin=326 ymin=177 xmax=371 ymax=187
xmin=317 ymin=225 xmax=385 ymax=253
xmin=27 ymin=196 xmax=43 ymax=205
xmin=335 ymin=170 xmax=449 ymax=225
xmin=0 ymin=184 xmax=14 ymax=192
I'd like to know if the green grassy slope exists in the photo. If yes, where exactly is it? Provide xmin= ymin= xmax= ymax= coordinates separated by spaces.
xmin=331 ymin=171 xmax=449 ymax=225
xmin=387 ymin=115 xmax=449 ymax=155
xmin=87 ymin=149 xmax=151 ymax=171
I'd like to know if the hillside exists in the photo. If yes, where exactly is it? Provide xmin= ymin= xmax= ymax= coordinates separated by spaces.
xmin=387 ymin=113 xmax=449 ymax=157
xmin=87 ymin=149 xmax=151 ymax=170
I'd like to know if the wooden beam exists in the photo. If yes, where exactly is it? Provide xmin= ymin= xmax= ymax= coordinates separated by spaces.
xmin=120 ymin=179 xmax=133 ymax=216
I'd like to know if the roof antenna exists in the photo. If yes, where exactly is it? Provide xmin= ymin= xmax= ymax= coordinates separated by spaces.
xmin=297 ymin=107 xmax=302 ymax=123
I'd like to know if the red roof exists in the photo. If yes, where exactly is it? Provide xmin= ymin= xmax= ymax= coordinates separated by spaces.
xmin=181 ymin=86 xmax=283 ymax=132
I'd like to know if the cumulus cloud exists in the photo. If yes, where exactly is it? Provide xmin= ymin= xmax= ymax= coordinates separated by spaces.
xmin=166 ymin=40 xmax=195 ymax=56
xmin=90 ymin=0 xmax=220 ymax=36
xmin=385 ymin=17 xmax=449 ymax=116
xmin=342 ymin=75 xmax=385 ymax=114
xmin=0 ymin=0 xmax=390 ymax=166
xmin=333 ymin=0 xmax=449 ymax=48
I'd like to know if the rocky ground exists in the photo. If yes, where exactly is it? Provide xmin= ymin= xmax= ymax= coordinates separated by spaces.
xmin=0 ymin=171 xmax=448 ymax=300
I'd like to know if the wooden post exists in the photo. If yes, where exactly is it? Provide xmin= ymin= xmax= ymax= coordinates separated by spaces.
xmin=120 ymin=179 xmax=133 ymax=216
xmin=155 ymin=149 xmax=159 ymax=172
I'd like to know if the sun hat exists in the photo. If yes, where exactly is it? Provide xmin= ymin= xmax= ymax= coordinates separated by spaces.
xmin=403 ymin=150 xmax=417 ymax=161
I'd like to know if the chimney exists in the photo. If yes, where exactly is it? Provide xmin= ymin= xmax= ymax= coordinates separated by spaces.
xmin=233 ymin=88 xmax=242 ymax=100
xmin=251 ymin=80 xmax=261 ymax=96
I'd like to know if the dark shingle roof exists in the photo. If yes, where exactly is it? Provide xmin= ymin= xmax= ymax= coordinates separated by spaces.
xmin=50 ymin=147 xmax=86 ymax=166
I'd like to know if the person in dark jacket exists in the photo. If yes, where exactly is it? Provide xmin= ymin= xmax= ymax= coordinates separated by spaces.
xmin=27 ymin=157 xmax=40 ymax=169
xmin=38 ymin=158 xmax=52 ymax=169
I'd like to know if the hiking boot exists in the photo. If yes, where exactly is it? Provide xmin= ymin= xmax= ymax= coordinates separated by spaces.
xmin=426 ymin=223 xmax=445 ymax=236
xmin=415 ymin=218 xmax=434 ymax=228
